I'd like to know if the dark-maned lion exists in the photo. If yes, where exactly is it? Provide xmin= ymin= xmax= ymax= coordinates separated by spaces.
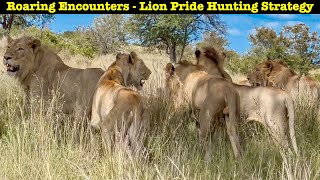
xmin=196 ymin=47 xmax=298 ymax=154
xmin=195 ymin=47 xmax=233 ymax=82
xmin=248 ymin=71 xmax=275 ymax=87
xmin=165 ymin=62 xmax=242 ymax=159
xmin=247 ymin=59 xmax=320 ymax=102
xmin=90 ymin=52 xmax=151 ymax=154
xmin=3 ymin=36 xmax=104 ymax=118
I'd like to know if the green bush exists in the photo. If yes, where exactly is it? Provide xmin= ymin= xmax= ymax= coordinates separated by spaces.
xmin=10 ymin=26 xmax=96 ymax=58
xmin=226 ymin=54 xmax=263 ymax=75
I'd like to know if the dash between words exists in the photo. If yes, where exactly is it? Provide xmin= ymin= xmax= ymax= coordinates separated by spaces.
xmin=5 ymin=1 xmax=314 ymax=13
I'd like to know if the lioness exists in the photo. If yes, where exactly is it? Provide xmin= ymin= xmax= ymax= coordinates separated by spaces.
xmin=196 ymin=47 xmax=298 ymax=154
xmin=3 ymin=36 xmax=105 ymax=117
xmin=247 ymin=60 xmax=320 ymax=102
xmin=90 ymin=52 xmax=151 ymax=154
xmin=165 ymin=62 xmax=242 ymax=159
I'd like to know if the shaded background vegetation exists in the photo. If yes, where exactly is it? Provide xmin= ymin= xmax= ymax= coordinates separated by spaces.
xmin=2 ymin=14 xmax=320 ymax=75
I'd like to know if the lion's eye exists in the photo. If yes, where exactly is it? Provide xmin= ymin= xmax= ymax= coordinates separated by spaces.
xmin=17 ymin=48 xmax=24 ymax=51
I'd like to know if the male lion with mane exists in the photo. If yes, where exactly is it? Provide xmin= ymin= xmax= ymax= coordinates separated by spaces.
xmin=3 ymin=36 xmax=104 ymax=118
xmin=165 ymin=61 xmax=243 ymax=159
xmin=196 ymin=47 xmax=298 ymax=154
xmin=3 ymin=36 xmax=151 ymax=119
xmin=247 ymin=59 xmax=320 ymax=103
xmin=90 ymin=52 xmax=151 ymax=154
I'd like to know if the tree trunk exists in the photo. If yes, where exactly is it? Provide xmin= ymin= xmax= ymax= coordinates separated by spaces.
xmin=1 ymin=14 xmax=14 ymax=31
xmin=169 ymin=42 xmax=177 ymax=63
xmin=7 ymin=15 xmax=14 ymax=31
xmin=1 ymin=15 xmax=7 ymax=29
xmin=179 ymin=27 xmax=188 ymax=61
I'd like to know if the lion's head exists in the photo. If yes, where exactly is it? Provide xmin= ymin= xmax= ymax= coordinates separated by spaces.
xmin=251 ymin=61 xmax=273 ymax=76
xmin=164 ymin=61 xmax=204 ymax=99
xmin=247 ymin=59 xmax=296 ymax=87
xmin=248 ymin=71 xmax=275 ymax=87
xmin=3 ymin=36 xmax=41 ymax=80
xmin=113 ymin=52 xmax=151 ymax=90
xmin=195 ymin=46 xmax=232 ymax=81
xmin=164 ymin=63 xmax=180 ymax=97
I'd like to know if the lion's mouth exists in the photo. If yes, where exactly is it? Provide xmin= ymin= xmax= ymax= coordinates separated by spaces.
xmin=6 ymin=63 xmax=20 ymax=72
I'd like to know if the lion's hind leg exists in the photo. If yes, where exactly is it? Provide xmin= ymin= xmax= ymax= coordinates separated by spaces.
xmin=225 ymin=114 xmax=242 ymax=159
xmin=264 ymin=114 xmax=291 ymax=153
xmin=127 ymin=106 xmax=148 ymax=158
xmin=100 ymin=103 xmax=132 ymax=154
xmin=198 ymin=107 xmax=214 ymax=161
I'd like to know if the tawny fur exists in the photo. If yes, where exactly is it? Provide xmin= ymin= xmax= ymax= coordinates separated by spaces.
xmin=3 ymin=36 xmax=104 ymax=118
xmin=196 ymin=47 xmax=298 ymax=154
xmin=248 ymin=60 xmax=320 ymax=103
xmin=90 ymin=52 xmax=151 ymax=154
xmin=165 ymin=62 xmax=243 ymax=159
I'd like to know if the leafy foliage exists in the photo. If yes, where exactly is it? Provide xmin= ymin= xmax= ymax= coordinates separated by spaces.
xmin=248 ymin=24 xmax=320 ymax=75
xmin=0 ymin=14 xmax=55 ymax=31
xmin=89 ymin=14 xmax=127 ymax=54
xmin=11 ymin=26 xmax=96 ymax=58
xmin=128 ymin=14 xmax=226 ymax=62
xmin=198 ymin=31 xmax=229 ymax=52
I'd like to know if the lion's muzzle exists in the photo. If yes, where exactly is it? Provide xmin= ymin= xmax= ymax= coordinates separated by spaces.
xmin=3 ymin=56 xmax=20 ymax=74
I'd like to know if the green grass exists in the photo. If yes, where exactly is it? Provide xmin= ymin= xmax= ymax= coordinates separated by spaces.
xmin=0 ymin=75 xmax=319 ymax=179
xmin=0 ymin=36 xmax=319 ymax=179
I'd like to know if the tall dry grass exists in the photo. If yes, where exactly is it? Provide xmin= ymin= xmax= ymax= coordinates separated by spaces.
xmin=0 ymin=36 xmax=320 ymax=179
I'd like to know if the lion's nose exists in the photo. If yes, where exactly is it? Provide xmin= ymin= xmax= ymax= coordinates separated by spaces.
xmin=4 ymin=55 xmax=13 ymax=60
xmin=247 ymin=76 xmax=250 ymax=80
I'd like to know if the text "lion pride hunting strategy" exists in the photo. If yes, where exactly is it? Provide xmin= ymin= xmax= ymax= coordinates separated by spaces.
xmin=139 ymin=1 xmax=314 ymax=13
xmin=6 ymin=1 xmax=314 ymax=13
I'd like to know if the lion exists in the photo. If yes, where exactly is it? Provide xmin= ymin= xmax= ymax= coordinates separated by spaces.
xmin=3 ymin=36 xmax=104 ymax=118
xmin=247 ymin=60 xmax=320 ymax=102
xmin=108 ymin=52 xmax=152 ymax=91
xmin=3 ymin=36 xmax=151 ymax=118
xmin=196 ymin=47 xmax=298 ymax=154
xmin=165 ymin=62 xmax=243 ymax=159
xmin=248 ymin=71 xmax=275 ymax=87
xmin=90 ymin=52 xmax=151 ymax=154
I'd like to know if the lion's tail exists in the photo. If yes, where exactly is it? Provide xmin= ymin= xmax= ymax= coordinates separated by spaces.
xmin=225 ymin=88 xmax=242 ymax=158
xmin=285 ymin=95 xmax=298 ymax=154
xmin=226 ymin=88 xmax=241 ymax=126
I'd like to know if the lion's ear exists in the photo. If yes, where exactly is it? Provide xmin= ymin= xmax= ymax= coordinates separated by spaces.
xmin=221 ymin=52 xmax=227 ymax=60
xmin=129 ymin=51 xmax=137 ymax=64
xmin=195 ymin=49 xmax=201 ymax=58
xmin=116 ymin=51 xmax=124 ymax=60
xmin=28 ymin=38 xmax=41 ymax=52
xmin=116 ymin=53 xmax=121 ymax=59
xmin=220 ymin=52 xmax=227 ymax=64
xmin=265 ymin=61 xmax=273 ymax=70
xmin=6 ymin=35 xmax=13 ymax=44
xmin=165 ymin=63 xmax=175 ymax=76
